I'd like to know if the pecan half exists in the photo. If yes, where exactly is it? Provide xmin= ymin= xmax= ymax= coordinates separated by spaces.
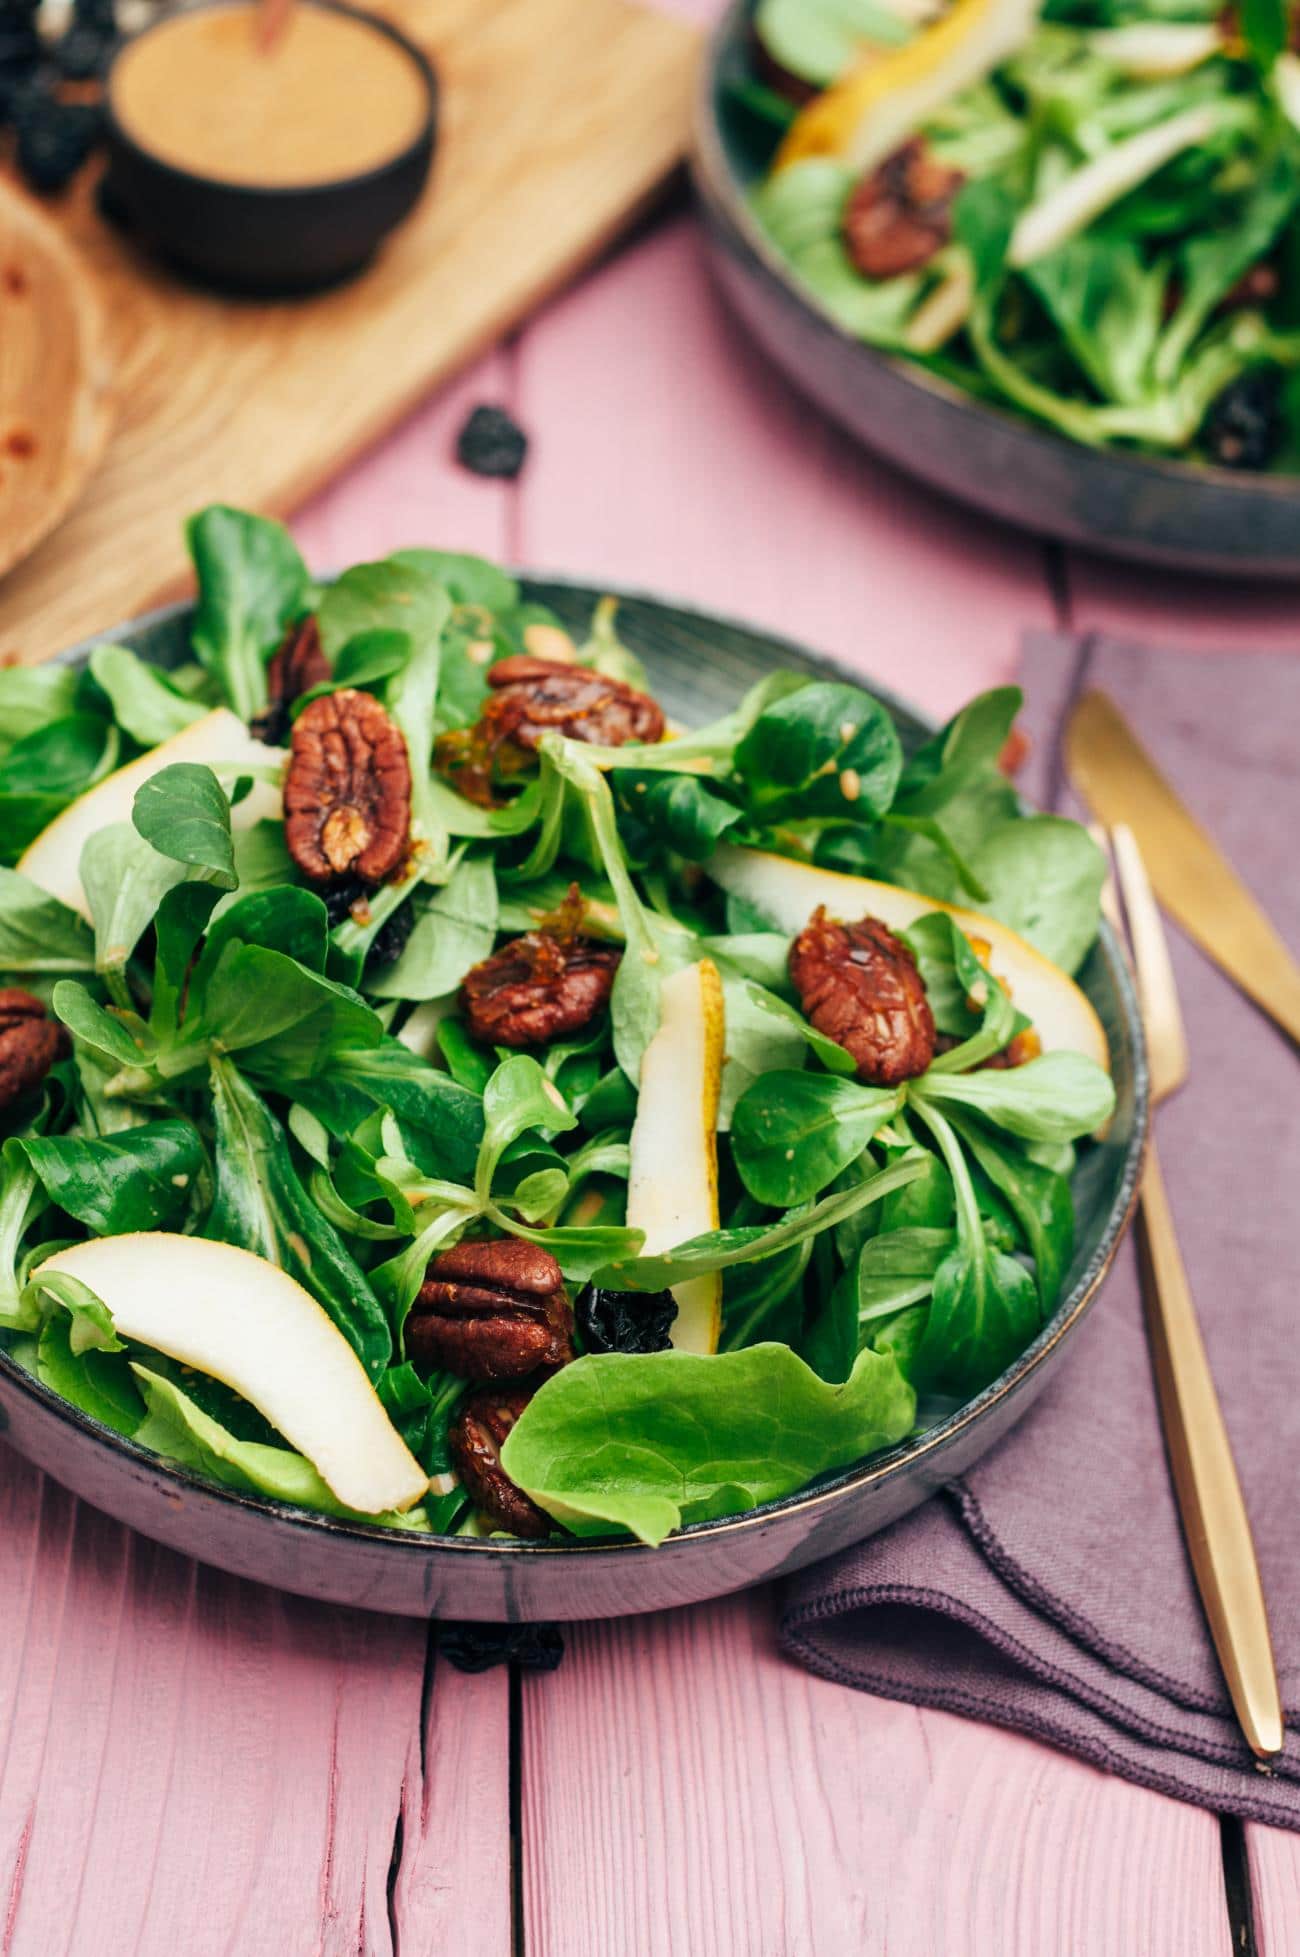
xmin=462 ymin=900 xmax=620 ymax=1048
xmin=448 ymin=1383 xmax=552 ymax=1539
xmin=283 ymin=688 xmax=412 ymax=887
xmin=843 ymin=138 xmax=964 ymax=282
xmin=434 ymin=657 xmax=664 ymax=806
xmin=255 ymin=615 xmax=332 ymax=742
xmin=789 ymin=908 xmax=936 ymax=1085
xmin=0 ymin=988 xmax=68 ymax=1113
xmin=407 ymin=1238 xmax=574 ymax=1382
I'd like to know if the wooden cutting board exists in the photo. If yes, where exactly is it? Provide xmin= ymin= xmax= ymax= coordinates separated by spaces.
xmin=0 ymin=182 xmax=114 ymax=583
xmin=0 ymin=0 xmax=698 ymax=665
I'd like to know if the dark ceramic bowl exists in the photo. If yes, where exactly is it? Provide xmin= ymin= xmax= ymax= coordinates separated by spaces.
xmin=693 ymin=0 xmax=1300 ymax=577
xmin=102 ymin=0 xmax=436 ymax=295
xmin=0 ymin=584 xmax=1146 ymax=1620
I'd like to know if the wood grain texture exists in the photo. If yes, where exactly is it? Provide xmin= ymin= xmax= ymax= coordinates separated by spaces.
xmin=0 ymin=0 xmax=696 ymax=665
xmin=0 ymin=1442 xmax=510 ymax=1956
xmin=0 ymin=183 xmax=113 ymax=583
xmin=1249 ymin=1826 xmax=1300 ymax=1957
xmin=520 ymin=1591 xmax=1231 ymax=1957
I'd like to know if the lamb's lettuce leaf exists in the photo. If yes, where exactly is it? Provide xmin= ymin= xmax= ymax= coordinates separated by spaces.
xmin=501 ymin=1341 xmax=916 ymax=1545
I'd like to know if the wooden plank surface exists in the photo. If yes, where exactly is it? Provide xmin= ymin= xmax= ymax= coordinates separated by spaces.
xmin=0 ymin=1444 xmax=511 ymax=1957
xmin=521 ymin=1592 xmax=1231 ymax=1957
xmin=1249 ymin=1828 xmax=1300 ymax=1957
xmin=0 ymin=0 xmax=697 ymax=665
xmin=2 ymin=0 xmax=1293 ymax=1942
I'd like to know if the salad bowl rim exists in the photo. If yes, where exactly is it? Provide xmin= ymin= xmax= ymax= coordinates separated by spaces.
xmin=692 ymin=0 xmax=1300 ymax=508
xmin=1 ymin=576 xmax=1149 ymax=1563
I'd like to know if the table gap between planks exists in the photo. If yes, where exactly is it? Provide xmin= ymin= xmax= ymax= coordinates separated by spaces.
xmin=5 ymin=5 xmax=1299 ymax=1951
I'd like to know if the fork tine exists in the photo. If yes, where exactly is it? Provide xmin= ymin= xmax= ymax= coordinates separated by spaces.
xmin=1110 ymin=822 xmax=1190 ymax=1104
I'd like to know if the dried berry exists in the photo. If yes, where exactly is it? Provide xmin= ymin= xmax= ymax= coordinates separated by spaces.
xmin=1201 ymin=368 xmax=1284 ymax=471
xmin=462 ymin=902 xmax=620 ymax=1049
xmin=0 ymin=988 xmax=69 ymax=1113
xmin=407 ymin=1238 xmax=574 ymax=1382
xmin=439 ymin=1621 xmax=565 ymax=1673
xmin=54 ymin=21 xmax=116 ymax=81
xmin=366 ymin=899 xmax=416 ymax=969
xmin=284 ymin=688 xmax=412 ymax=887
xmin=321 ymin=875 xmax=368 ymax=927
xmin=252 ymin=615 xmax=331 ymax=745
xmin=575 ymin=1283 xmax=677 ymax=1355
xmin=843 ymin=138 xmax=964 ymax=282
xmin=456 ymin=403 xmax=529 ymax=479
xmin=448 ymin=1383 xmax=552 ymax=1539
xmin=789 ymin=907 xmax=936 ymax=1085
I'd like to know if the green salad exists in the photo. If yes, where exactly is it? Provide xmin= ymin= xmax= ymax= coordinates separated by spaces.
xmin=0 ymin=507 xmax=1114 ymax=1546
xmin=741 ymin=0 xmax=1300 ymax=468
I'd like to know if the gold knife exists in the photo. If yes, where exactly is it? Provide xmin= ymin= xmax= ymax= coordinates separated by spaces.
xmin=1065 ymin=691 xmax=1300 ymax=1046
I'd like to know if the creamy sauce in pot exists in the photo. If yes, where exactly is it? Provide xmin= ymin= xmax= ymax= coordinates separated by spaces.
xmin=110 ymin=2 xmax=429 ymax=189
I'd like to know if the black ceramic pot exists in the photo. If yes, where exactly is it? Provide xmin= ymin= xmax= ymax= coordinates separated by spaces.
xmin=692 ymin=0 xmax=1300 ymax=578
xmin=0 ymin=583 xmax=1146 ymax=1620
xmin=102 ymin=0 xmax=436 ymax=295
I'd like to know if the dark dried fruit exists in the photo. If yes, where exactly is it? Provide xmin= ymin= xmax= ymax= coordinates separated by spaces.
xmin=448 ymin=1383 xmax=552 ymax=1539
xmin=575 ymin=1283 xmax=677 ymax=1355
xmin=0 ymin=988 xmax=69 ymax=1112
xmin=366 ymin=899 xmax=416 ymax=969
xmin=456 ymin=403 xmax=529 ymax=479
xmin=789 ymin=907 xmax=936 ymax=1086
xmin=462 ymin=905 xmax=620 ymax=1048
xmin=14 ymin=92 xmax=100 ymax=195
xmin=284 ymin=688 xmax=412 ymax=887
xmin=252 ymin=615 xmax=331 ymax=745
xmin=407 ymin=1238 xmax=574 ymax=1383
xmin=843 ymin=138 xmax=964 ymax=281
xmin=439 ymin=1621 xmax=565 ymax=1673
xmin=1201 ymin=368 xmax=1283 ymax=471
xmin=53 ymin=21 xmax=116 ymax=81
xmin=322 ymin=875 xmax=368 ymax=927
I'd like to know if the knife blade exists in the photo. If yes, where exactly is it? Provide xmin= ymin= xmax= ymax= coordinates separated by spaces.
xmin=1065 ymin=689 xmax=1300 ymax=1047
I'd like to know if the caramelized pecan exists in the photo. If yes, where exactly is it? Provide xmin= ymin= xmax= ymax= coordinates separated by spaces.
xmin=283 ymin=688 xmax=412 ymax=887
xmin=843 ymin=138 xmax=964 ymax=281
xmin=0 ymin=988 xmax=68 ymax=1113
xmin=407 ymin=1239 xmax=574 ymax=1382
xmin=461 ymin=897 xmax=620 ymax=1048
xmin=448 ymin=1383 xmax=552 ymax=1539
xmin=251 ymin=617 xmax=331 ymax=745
xmin=789 ymin=908 xmax=936 ymax=1085
xmin=434 ymin=656 xmax=664 ymax=806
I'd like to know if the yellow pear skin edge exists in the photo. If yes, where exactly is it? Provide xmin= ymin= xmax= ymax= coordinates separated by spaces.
xmin=708 ymin=845 xmax=1109 ymax=1074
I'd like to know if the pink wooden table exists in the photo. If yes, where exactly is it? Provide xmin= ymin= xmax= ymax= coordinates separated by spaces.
xmin=5 ymin=3 xmax=1300 ymax=1945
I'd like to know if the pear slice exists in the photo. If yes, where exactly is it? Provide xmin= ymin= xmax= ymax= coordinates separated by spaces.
xmin=708 ymin=844 xmax=1109 ymax=1072
xmin=17 ymin=707 xmax=284 ymax=920
xmin=626 ymin=958 xmax=725 ymax=1354
xmin=36 ymin=1234 xmax=427 ymax=1515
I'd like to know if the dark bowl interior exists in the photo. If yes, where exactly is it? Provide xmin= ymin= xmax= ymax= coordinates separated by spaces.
xmin=692 ymin=0 xmax=1300 ymax=578
xmin=102 ymin=0 xmax=437 ymax=295
xmin=0 ymin=583 xmax=1146 ymax=1621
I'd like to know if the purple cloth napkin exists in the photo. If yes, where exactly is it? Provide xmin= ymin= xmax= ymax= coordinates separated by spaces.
xmin=779 ymin=633 xmax=1300 ymax=1826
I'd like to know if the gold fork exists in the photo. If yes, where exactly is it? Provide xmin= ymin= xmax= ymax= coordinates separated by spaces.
xmin=1100 ymin=822 xmax=1283 ymax=1763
